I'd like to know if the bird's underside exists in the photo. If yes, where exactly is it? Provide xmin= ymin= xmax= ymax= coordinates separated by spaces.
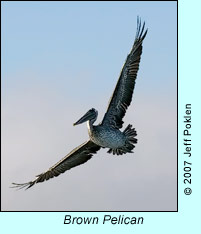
xmin=11 ymin=17 xmax=147 ymax=190
xmin=90 ymin=124 xmax=137 ymax=155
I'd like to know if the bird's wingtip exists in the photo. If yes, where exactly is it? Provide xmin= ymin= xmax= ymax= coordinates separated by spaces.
xmin=10 ymin=182 xmax=33 ymax=190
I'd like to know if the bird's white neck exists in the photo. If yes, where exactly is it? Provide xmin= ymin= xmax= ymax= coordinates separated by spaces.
xmin=87 ymin=120 xmax=93 ymax=136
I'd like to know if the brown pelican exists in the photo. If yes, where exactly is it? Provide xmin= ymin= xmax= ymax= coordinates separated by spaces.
xmin=12 ymin=17 xmax=147 ymax=189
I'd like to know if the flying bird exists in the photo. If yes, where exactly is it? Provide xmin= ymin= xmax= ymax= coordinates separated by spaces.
xmin=12 ymin=17 xmax=147 ymax=190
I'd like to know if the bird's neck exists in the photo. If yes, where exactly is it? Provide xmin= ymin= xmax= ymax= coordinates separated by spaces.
xmin=87 ymin=120 xmax=93 ymax=135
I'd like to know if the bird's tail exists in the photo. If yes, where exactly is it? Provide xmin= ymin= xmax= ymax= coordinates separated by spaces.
xmin=123 ymin=124 xmax=137 ymax=144
xmin=107 ymin=124 xmax=137 ymax=155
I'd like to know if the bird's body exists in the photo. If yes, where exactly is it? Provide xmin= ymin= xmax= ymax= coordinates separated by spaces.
xmin=89 ymin=125 xmax=126 ymax=149
xmin=12 ymin=17 xmax=147 ymax=189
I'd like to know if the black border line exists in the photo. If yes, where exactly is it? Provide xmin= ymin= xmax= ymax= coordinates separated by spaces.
xmin=1 ymin=0 xmax=178 ymax=213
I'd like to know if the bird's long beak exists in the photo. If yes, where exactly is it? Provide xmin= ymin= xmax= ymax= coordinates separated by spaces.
xmin=73 ymin=110 xmax=94 ymax=126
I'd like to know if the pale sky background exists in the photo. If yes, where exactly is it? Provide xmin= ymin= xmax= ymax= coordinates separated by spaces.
xmin=2 ymin=1 xmax=177 ymax=211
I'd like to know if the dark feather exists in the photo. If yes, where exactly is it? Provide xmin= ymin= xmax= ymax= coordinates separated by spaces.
xmin=11 ymin=141 xmax=100 ymax=190
xmin=101 ymin=17 xmax=148 ymax=129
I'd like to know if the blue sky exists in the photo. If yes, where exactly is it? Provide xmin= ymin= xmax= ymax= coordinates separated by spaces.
xmin=2 ymin=1 xmax=176 ymax=96
xmin=2 ymin=1 xmax=177 ymax=211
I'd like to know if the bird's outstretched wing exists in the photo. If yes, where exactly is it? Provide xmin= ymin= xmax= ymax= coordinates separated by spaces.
xmin=11 ymin=140 xmax=100 ymax=190
xmin=101 ymin=17 xmax=147 ymax=129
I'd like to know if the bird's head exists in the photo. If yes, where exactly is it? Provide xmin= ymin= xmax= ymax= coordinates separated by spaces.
xmin=73 ymin=108 xmax=98 ymax=126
